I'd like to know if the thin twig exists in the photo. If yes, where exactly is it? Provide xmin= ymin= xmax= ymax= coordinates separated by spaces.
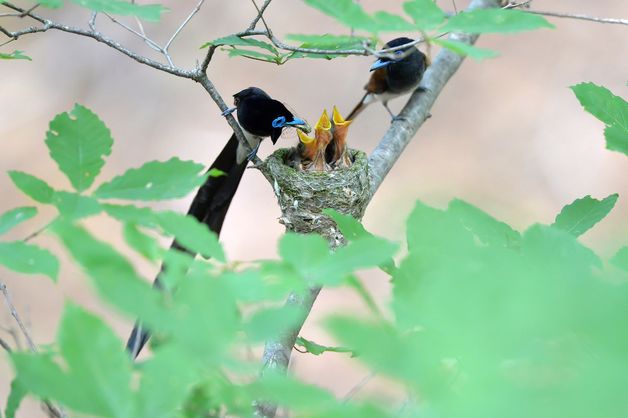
xmin=0 ymin=335 xmax=12 ymax=352
xmin=164 ymin=0 xmax=206 ymax=53
xmin=0 ymin=281 xmax=37 ymax=352
xmin=246 ymin=0 xmax=272 ymax=31
xmin=527 ymin=10 xmax=628 ymax=26
xmin=88 ymin=11 xmax=97 ymax=31
xmin=343 ymin=371 xmax=377 ymax=401
xmin=103 ymin=12 xmax=164 ymax=54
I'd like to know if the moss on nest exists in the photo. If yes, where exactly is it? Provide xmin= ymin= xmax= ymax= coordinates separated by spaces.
xmin=259 ymin=148 xmax=370 ymax=248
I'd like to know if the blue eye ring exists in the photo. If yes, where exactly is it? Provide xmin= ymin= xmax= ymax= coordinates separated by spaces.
xmin=272 ymin=116 xmax=286 ymax=128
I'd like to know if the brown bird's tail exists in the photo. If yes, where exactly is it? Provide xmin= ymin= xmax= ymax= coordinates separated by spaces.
xmin=125 ymin=134 xmax=247 ymax=358
xmin=346 ymin=92 xmax=370 ymax=121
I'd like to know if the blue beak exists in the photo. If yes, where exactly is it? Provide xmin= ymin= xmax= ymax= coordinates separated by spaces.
xmin=370 ymin=59 xmax=392 ymax=72
xmin=285 ymin=117 xmax=306 ymax=127
xmin=221 ymin=107 xmax=237 ymax=116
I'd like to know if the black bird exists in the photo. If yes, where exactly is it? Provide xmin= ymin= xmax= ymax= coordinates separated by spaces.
xmin=125 ymin=87 xmax=309 ymax=358
xmin=346 ymin=37 xmax=428 ymax=121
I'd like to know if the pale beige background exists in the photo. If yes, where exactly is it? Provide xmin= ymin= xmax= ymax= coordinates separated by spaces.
xmin=1 ymin=0 xmax=627 ymax=415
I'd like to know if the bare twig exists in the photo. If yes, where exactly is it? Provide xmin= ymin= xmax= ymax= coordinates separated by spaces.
xmin=247 ymin=0 xmax=273 ymax=32
xmin=528 ymin=10 xmax=628 ymax=26
xmin=164 ymin=0 xmax=206 ymax=54
xmin=343 ymin=371 xmax=377 ymax=401
xmin=0 ymin=335 xmax=12 ymax=352
xmin=0 ymin=281 xmax=37 ymax=352
xmin=103 ymin=12 xmax=164 ymax=54
xmin=88 ymin=11 xmax=97 ymax=31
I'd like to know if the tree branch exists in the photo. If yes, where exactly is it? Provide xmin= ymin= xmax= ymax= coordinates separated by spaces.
xmin=527 ymin=10 xmax=628 ymax=26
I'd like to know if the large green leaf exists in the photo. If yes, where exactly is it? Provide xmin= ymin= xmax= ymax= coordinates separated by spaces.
xmin=303 ymin=0 xmax=375 ymax=31
xmin=611 ymin=246 xmax=628 ymax=272
xmin=12 ymin=304 xmax=134 ymax=418
xmin=0 ymin=207 xmax=37 ymax=235
xmin=443 ymin=8 xmax=554 ymax=33
xmin=0 ymin=241 xmax=58 ymax=280
xmin=36 ymin=0 xmax=63 ymax=8
xmin=403 ymin=0 xmax=446 ymax=29
xmin=123 ymin=223 xmax=161 ymax=261
xmin=8 ymin=171 xmax=55 ymax=203
xmin=285 ymin=34 xmax=370 ymax=51
xmin=243 ymin=305 xmax=303 ymax=342
xmin=70 ymin=0 xmax=166 ymax=22
xmin=552 ymin=194 xmax=618 ymax=237
xmin=52 ymin=191 xmax=102 ymax=220
xmin=94 ymin=158 xmax=207 ymax=201
xmin=433 ymin=38 xmax=500 ymax=60
xmin=45 ymin=104 xmax=113 ymax=192
xmin=571 ymin=83 xmax=628 ymax=156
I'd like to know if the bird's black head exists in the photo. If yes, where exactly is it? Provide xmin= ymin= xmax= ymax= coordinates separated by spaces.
xmin=233 ymin=87 xmax=270 ymax=107
xmin=370 ymin=37 xmax=424 ymax=71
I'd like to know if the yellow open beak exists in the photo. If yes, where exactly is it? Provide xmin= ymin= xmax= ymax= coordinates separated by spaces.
xmin=316 ymin=109 xmax=332 ymax=132
xmin=332 ymin=106 xmax=352 ymax=127
xmin=297 ymin=129 xmax=316 ymax=144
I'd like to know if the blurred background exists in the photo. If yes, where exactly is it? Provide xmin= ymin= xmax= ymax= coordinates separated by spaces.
xmin=1 ymin=0 xmax=627 ymax=414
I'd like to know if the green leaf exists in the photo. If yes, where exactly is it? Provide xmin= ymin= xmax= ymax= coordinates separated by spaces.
xmin=571 ymin=83 xmax=628 ymax=156
xmin=94 ymin=158 xmax=207 ymax=201
xmin=12 ymin=304 xmax=134 ymax=418
xmin=0 ymin=241 xmax=58 ymax=280
xmin=0 ymin=207 xmax=37 ymax=235
xmin=295 ymin=336 xmax=354 ymax=356
xmin=0 ymin=50 xmax=32 ymax=60
xmin=45 ymin=104 xmax=113 ymax=192
xmin=123 ymin=223 xmax=161 ymax=261
xmin=285 ymin=34 xmax=369 ymax=50
xmin=51 ymin=221 xmax=164 ymax=322
xmin=102 ymin=203 xmax=225 ymax=261
xmin=52 ymin=191 xmax=102 ymax=220
xmin=70 ymin=0 xmax=166 ymax=22
xmin=8 ymin=171 xmax=55 ymax=203
xmin=303 ymin=0 xmax=375 ymax=31
xmin=5 ymin=378 xmax=27 ymax=418
xmin=371 ymin=11 xmax=416 ymax=31
xmin=227 ymin=48 xmax=281 ymax=63
xmin=611 ymin=246 xmax=628 ymax=272
xmin=403 ymin=0 xmax=446 ymax=29
xmin=202 ymin=35 xmax=278 ymax=55
xmin=552 ymin=194 xmax=618 ymax=237
xmin=243 ymin=305 xmax=303 ymax=342
xmin=323 ymin=208 xmax=370 ymax=241
xmin=155 ymin=211 xmax=225 ymax=262
xmin=443 ymin=8 xmax=554 ymax=33
xmin=448 ymin=199 xmax=520 ymax=247
xmin=36 ymin=0 xmax=63 ymax=7
xmin=279 ymin=233 xmax=330 ymax=281
xmin=433 ymin=38 xmax=500 ymax=60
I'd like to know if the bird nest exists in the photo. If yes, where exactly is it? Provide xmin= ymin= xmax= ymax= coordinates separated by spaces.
xmin=258 ymin=147 xmax=370 ymax=247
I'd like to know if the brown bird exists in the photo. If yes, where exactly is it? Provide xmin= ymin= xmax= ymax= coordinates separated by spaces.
xmin=297 ymin=109 xmax=332 ymax=171
xmin=347 ymin=37 xmax=428 ymax=121
xmin=328 ymin=106 xmax=353 ymax=168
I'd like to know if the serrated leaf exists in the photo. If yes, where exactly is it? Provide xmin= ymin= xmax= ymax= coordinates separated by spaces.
xmin=323 ymin=208 xmax=370 ymax=241
xmin=443 ymin=8 xmax=554 ymax=33
xmin=8 ymin=171 xmax=55 ymax=203
xmin=45 ymin=104 xmax=113 ymax=192
xmin=403 ymin=0 xmax=446 ymax=29
xmin=285 ymin=34 xmax=369 ymax=50
xmin=227 ymin=48 xmax=281 ymax=63
xmin=155 ymin=211 xmax=225 ymax=262
xmin=571 ymin=83 xmax=628 ymax=156
xmin=372 ymin=11 xmax=416 ymax=31
xmin=123 ymin=223 xmax=161 ymax=261
xmin=0 ymin=207 xmax=37 ymax=235
xmin=552 ymin=194 xmax=618 ymax=237
xmin=303 ymin=0 xmax=375 ymax=31
xmin=0 ymin=50 xmax=32 ymax=60
xmin=52 ymin=191 xmax=101 ymax=220
xmin=12 ymin=304 xmax=134 ymax=417
xmin=94 ymin=158 xmax=207 ymax=201
xmin=36 ymin=0 xmax=62 ymax=8
xmin=244 ymin=305 xmax=303 ymax=342
xmin=433 ymin=38 xmax=499 ymax=60
xmin=295 ymin=336 xmax=354 ymax=356
xmin=5 ymin=378 xmax=27 ymax=418
xmin=70 ymin=0 xmax=166 ymax=22
xmin=51 ymin=221 xmax=164 ymax=322
xmin=448 ymin=199 xmax=520 ymax=247
xmin=203 ymin=35 xmax=278 ymax=55
xmin=0 ymin=241 xmax=58 ymax=280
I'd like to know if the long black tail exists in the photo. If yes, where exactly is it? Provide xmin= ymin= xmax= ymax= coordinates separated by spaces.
xmin=125 ymin=134 xmax=247 ymax=358
xmin=346 ymin=92 xmax=370 ymax=121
